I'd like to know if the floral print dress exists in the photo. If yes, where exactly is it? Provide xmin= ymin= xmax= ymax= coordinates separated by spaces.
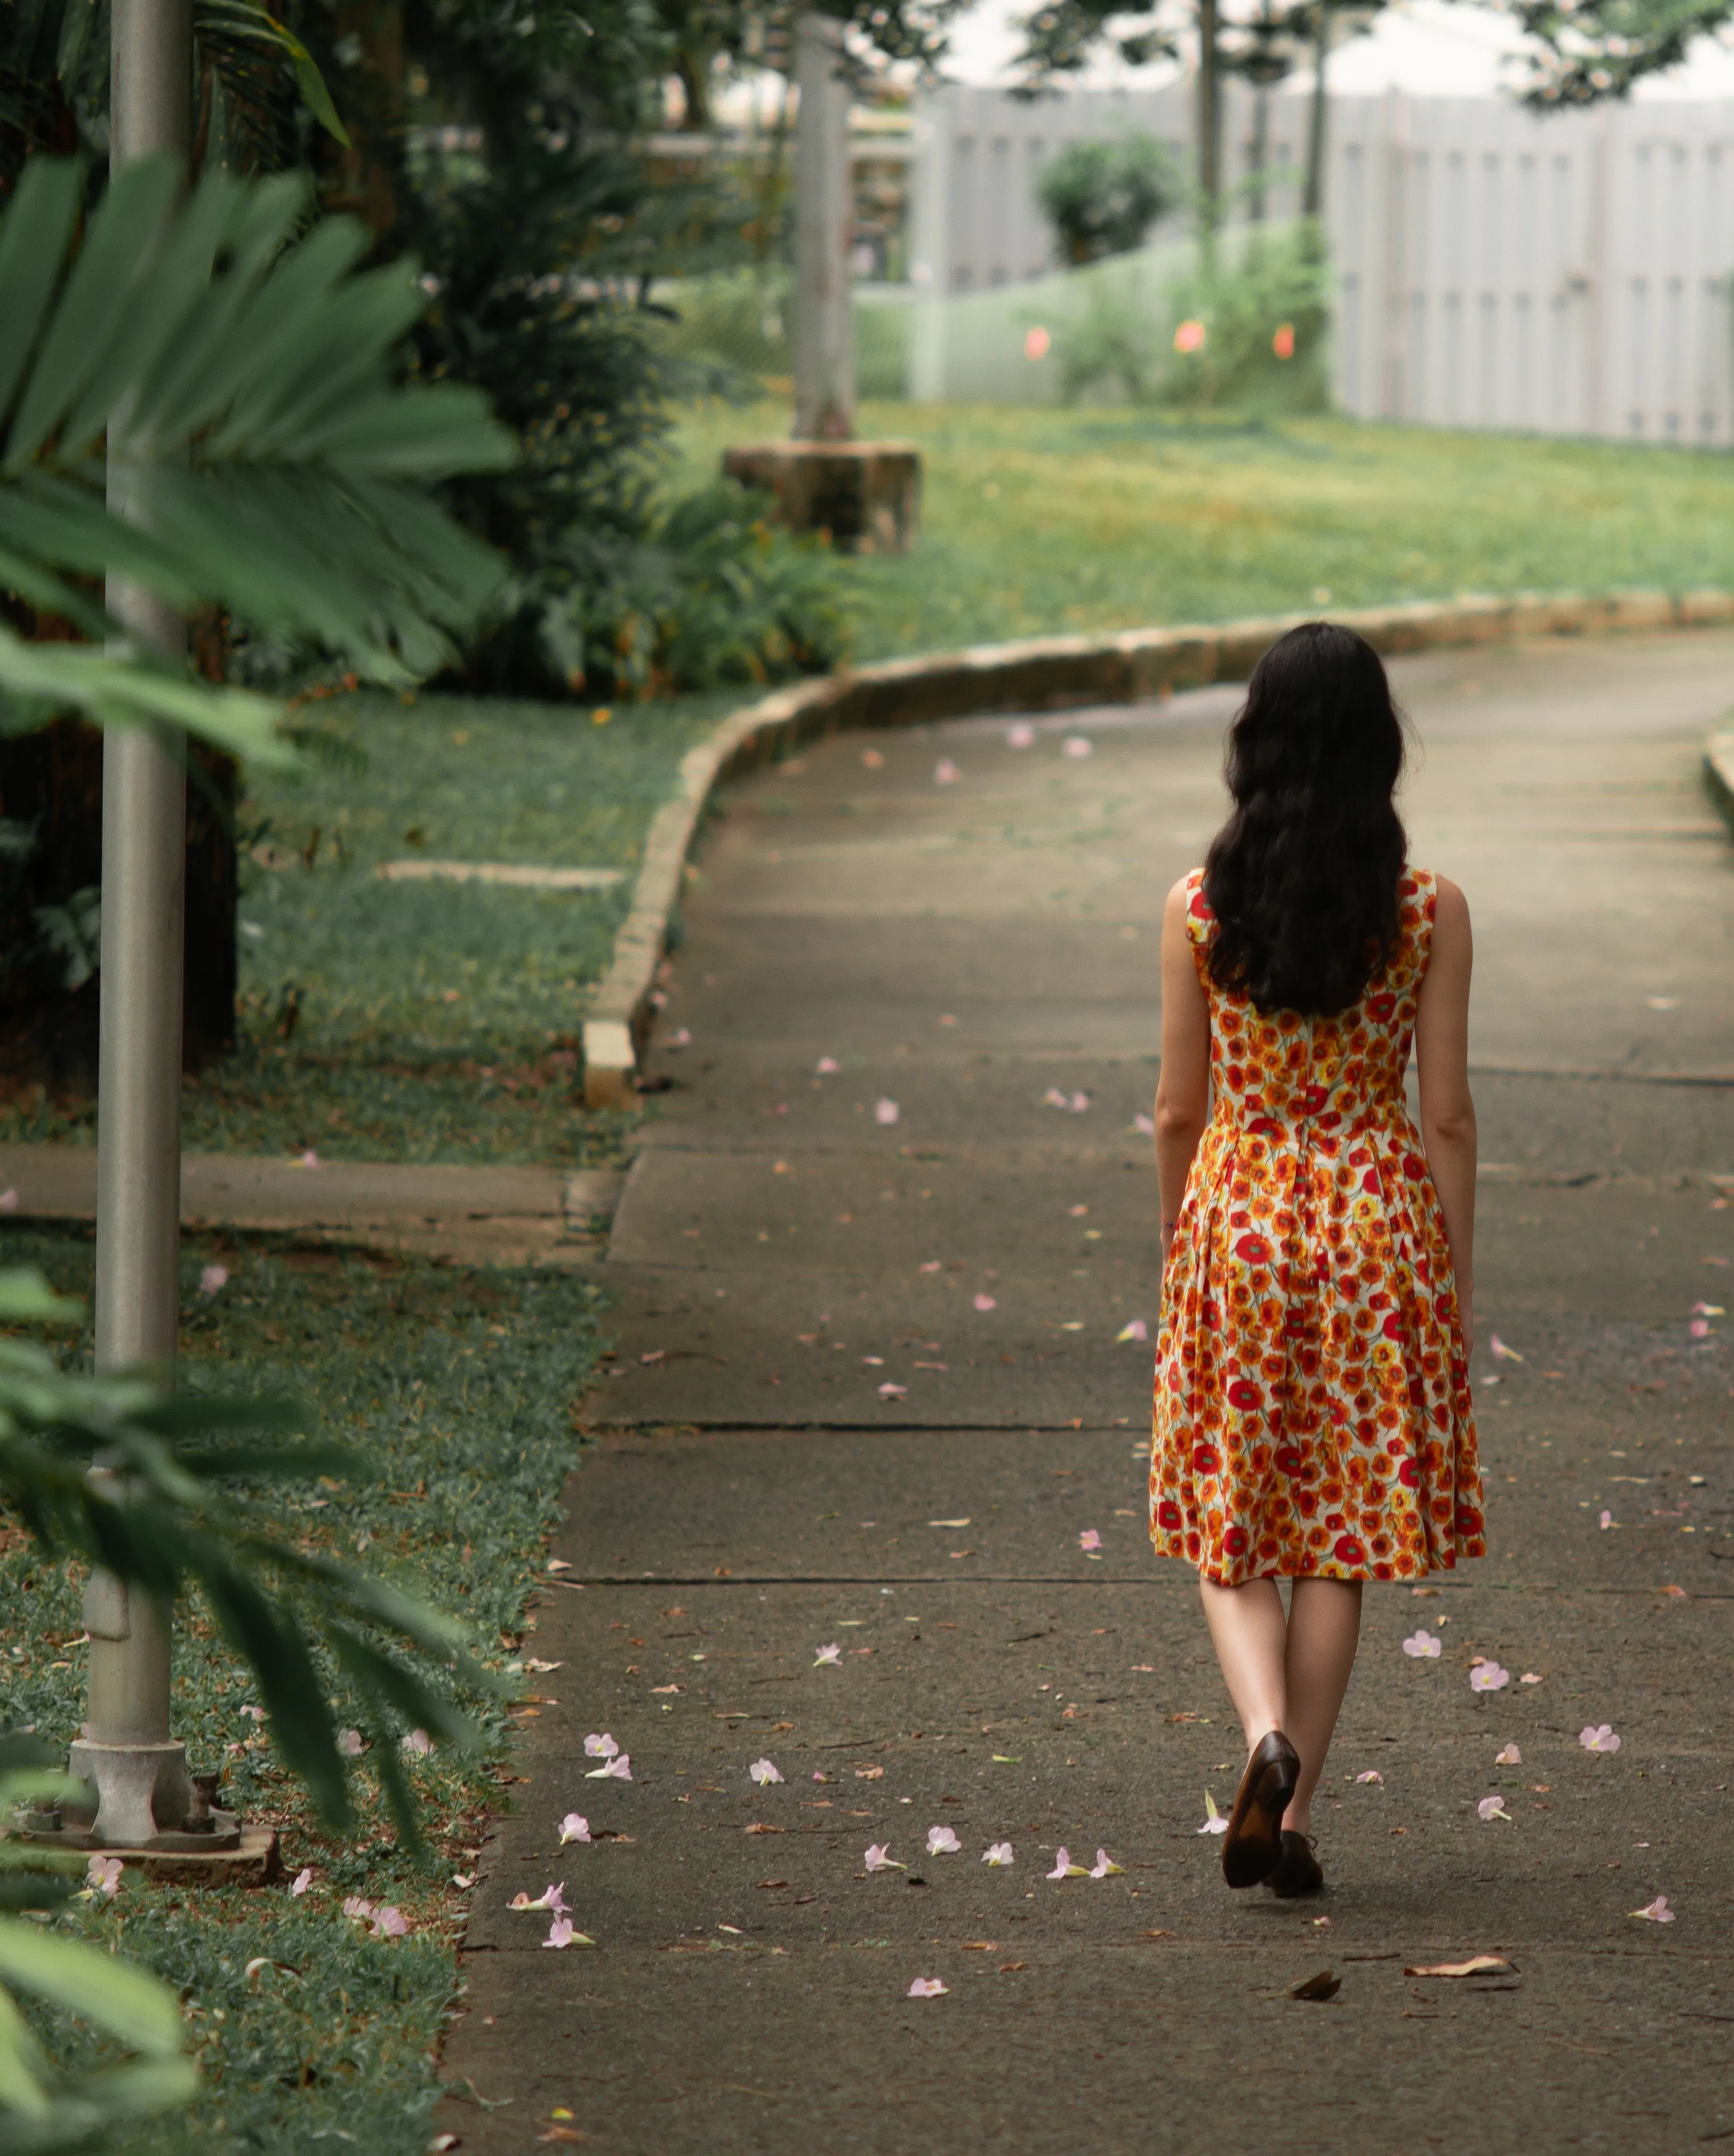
xmin=1149 ymin=866 xmax=1484 ymax=1585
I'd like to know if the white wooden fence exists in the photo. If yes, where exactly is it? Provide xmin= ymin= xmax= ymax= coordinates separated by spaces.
xmin=907 ymin=78 xmax=1734 ymax=441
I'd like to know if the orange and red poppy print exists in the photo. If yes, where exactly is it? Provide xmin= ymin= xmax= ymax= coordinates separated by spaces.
xmin=1150 ymin=866 xmax=1485 ymax=1586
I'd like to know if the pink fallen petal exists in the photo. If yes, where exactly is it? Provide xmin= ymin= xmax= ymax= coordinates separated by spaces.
xmin=338 ymin=1729 xmax=365 ymax=1757
xmin=1488 ymin=1334 xmax=1523 ymax=1361
xmin=1133 ymin=1112 xmax=1156 ymax=1136
xmin=1469 ymin=1662 xmax=1510 ymax=1694
xmin=1061 ymin=737 xmax=1092 ymax=759
xmin=935 ymin=759 xmax=961 ymax=784
xmin=982 ymin=1842 xmax=1014 ymax=1866
xmin=1007 ymin=722 xmax=1036 ymax=747
xmin=1631 ymin=1895 xmax=1674 ymax=1924
xmin=559 ymin=1813 xmax=591 ymax=1845
xmin=588 ymin=1754 xmax=632 ymax=1780
xmin=1519 ymin=1672 xmax=1543 ymax=1685
xmin=1355 ymin=1771 xmax=1383 ymax=1785
xmin=1046 ymin=1846 xmax=1088 ymax=1878
xmin=198 ymin=1264 xmax=229 ymax=1296
xmin=1476 ymin=1795 xmax=1511 ymax=1823
xmin=290 ymin=1867 xmax=313 ymax=1896
xmin=926 ymin=1825 xmax=962 ymax=1855
xmin=1042 ymin=1088 xmax=1069 ymax=1109
xmin=342 ymin=1897 xmax=374 ymax=1920
xmin=87 ymin=1856 xmax=122 ymax=1897
xmin=1600 ymin=1510 xmax=1615 ymax=1529
xmin=1494 ymin=1743 xmax=1521 ymax=1767
xmin=298 ymin=1149 xmax=320 ymax=1169
xmin=370 ymin=1906 xmax=409 ymax=1938
xmin=749 ymin=1758 xmax=784 ymax=1786
xmin=1117 ymin=1319 xmax=1149 ymax=1343
xmin=974 ymin=1293 xmax=998 ymax=1312
xmin=908 ymin=1977 xmax=948 ymax=1997
xmin=878 ymin=1382 xmax=907 ymax=1399
xmin=1068 ymin=1092 xmax=1090 ymax=1112
xmin=1690 ymin=1316 xmax=1711 ymax=1338
xmin=875 ymin=1098 xmax=900 ymax=1126
xmin=402 ymin=1728 xmax=433 ymax=1754
xmin=1079 ymin=1529 xmax=1102 ymax=1552
xmin=1580 ymin=1724 xmax=1621 ymax=1753
xmin=584 ymin=1733 xmax=619 ymax=1759
xmin=864 ymin=1844 xmax=905 ymax=1872
xmin=817 ymin=1057 xmax=841 ymax=1074
xmin=1402 ymin=1630 xmax=1442 ymax=1659
xmin=919 ymin=1261 xmax=942 ymax=1273
xmin=814 ymin=1643 xmax=842 ymax=1665
xmin=544 ymin=1917 xmax=596 ymax=1948
xmin=1198 ymin=1792 xmax=1228 ymax=1835
xmin=1090 ymin=1849 xmax=1124 ymax=1878
xmin=509 ymin=1883 xmax=570 ymax=1914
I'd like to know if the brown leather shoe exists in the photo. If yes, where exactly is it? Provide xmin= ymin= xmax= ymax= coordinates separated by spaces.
xmin=1266 ymin=1829 xmax=1324 ymax=1897
xmin=1222 ymin=1730 xmax=1301 ymax=1889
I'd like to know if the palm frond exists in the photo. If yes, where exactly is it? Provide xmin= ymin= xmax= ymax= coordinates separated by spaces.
xmin=0 ymin=153 xmax=518 ymax=690
xmin=0 ymin=1269 xmax=498 ymax=1840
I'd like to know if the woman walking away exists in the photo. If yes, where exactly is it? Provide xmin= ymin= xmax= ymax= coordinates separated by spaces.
xmin=1148 ymin=622 xmax=1483 ymax=1899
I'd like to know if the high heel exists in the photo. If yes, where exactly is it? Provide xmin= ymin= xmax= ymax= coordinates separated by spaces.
xmin=1266 ymin=1829 xmax=1324 ymax=1896
xmin=1221 ymin=1729 xmax=1301 ymax=1889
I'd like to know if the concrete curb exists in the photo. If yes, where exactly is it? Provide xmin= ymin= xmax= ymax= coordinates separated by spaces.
xmin=580 ymin=585 xmax=1734 ymax=1106
xmin=1706 ymin=727 xmax=1734 ymax=839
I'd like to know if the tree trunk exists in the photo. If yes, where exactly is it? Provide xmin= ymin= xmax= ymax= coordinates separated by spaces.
xmin=1197 ymin=0 xmax=1221 ymax=247
xmin=1251 ymin=84 xmax=1270 ymax=221
xmin=792 ymin=11 xmax=854 ymax=441
xmin=1304 ymin=6 xmax=1332 ymax=218
xmin=0 ymin=719 xmax=236 ymax=1098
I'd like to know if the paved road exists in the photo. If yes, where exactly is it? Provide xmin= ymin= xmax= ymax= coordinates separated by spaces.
xmin=439 ymin=633 xmax=1734 ymax=2153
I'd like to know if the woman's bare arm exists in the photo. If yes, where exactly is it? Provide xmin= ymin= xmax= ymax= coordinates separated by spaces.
xmin=1155 ymin=877 xmax=1212 ymax=1266
xmin=1414 ymin=875 xmax=1476 ymax=1358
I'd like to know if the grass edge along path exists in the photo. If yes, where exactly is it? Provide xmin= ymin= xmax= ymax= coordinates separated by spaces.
xmin=2 ymin=1220 xmax=606 ymax=2154
xmin=670 ymin=400 xmax=1734 ymax=661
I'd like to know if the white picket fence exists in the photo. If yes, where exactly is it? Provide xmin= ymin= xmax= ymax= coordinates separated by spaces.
xmin=907 ymin=78 xmax=1734 ymax=441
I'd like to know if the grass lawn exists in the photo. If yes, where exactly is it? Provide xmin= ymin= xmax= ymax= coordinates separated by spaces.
xmin=4 ymin=1220 xmax=604 ymax=2151
xmin=1 ymin=689 xmax=741 ymax=1167
xmin=669 ymin=398 xmax=1734 ymax=659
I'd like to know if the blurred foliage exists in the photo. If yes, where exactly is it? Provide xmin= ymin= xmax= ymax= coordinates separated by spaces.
xmin=1050 ymin=223 xmax=1329 ymax=408
xmin=1036 ymin=130 xmax=1182 ymax=266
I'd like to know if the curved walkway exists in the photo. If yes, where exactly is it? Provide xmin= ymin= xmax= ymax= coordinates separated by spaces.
xmin=439 ymin=633 xmax=1734 ymax=2153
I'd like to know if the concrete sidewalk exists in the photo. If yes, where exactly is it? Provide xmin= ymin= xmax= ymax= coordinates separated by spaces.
xmin=437 ymin=633 xmax=1734 ymax=2153
xmin=0 ymin=1145 xmax=623 ymax=1266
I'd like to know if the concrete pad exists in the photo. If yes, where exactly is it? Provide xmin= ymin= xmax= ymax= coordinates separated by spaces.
xmin=0 ymin=1145 xmax=623 ymax=1265
xmin=443 ymin=631 xmax=1734 ymax=2153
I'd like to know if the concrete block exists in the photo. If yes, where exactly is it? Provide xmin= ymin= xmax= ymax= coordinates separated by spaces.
xmin=582 ymin=1019 xmax=637 ymax=1109
xmin=1706 ymin=731 xmax=1734 ymax=836
xmin=1118 ymin=628 xmax=1218 ymax=698
xmin=1605 ymin=588 xmax=1675 ymax=632
xmin=722 ymin=441 xmax=921 ymax=553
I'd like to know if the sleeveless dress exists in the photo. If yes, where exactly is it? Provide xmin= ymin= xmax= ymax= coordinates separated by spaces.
xmin=1148 ymin=866 xmax=1484 ymax=1586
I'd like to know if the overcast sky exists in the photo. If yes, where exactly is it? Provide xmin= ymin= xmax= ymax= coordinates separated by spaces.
xmin=937 ymin=0 xmax=1734 ymax=101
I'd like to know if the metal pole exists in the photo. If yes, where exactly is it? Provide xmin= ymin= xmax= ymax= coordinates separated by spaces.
xmin=69 ymin=0 xmax=196 ymax=1850
xmin=792 ymin=11 xmax=854 ymax=440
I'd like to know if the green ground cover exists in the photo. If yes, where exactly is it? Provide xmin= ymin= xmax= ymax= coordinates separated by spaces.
xmin=2 ymin=1220 xmax=604 ymax=2151
xmin=2 ymin=689 xmax=739 ymax=1166
xmin=669 ymin=399 xmax=1734 ymax=659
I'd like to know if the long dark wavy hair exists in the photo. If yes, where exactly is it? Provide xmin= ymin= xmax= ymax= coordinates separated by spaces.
xmin=1202 ymin=622 xmax=1408 ymax=1016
